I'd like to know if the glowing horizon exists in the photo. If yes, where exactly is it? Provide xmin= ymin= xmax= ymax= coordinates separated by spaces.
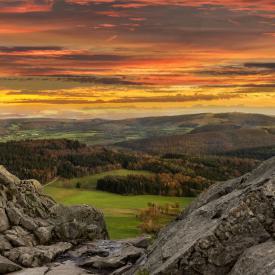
xmin=0 ymin=0 xmax=274 ymax=118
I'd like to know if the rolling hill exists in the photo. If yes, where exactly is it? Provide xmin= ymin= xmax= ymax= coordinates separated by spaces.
xmin=1 ymin=113 xmax=275 ymax=147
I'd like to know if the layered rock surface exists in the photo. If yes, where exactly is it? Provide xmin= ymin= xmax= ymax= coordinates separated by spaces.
xmin=9 ymin=237 xmax=150 ymax=275
xmin=130 ymin=157 xmax=275 ymax=275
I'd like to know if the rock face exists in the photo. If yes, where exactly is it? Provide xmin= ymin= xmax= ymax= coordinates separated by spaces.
xmin=0 ymin=165 xmax=108 ymax=272
xmin=130 ymin=157 xmax=275 ymax=275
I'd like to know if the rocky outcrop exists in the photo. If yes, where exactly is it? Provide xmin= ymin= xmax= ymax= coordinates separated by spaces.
xmin=1 ymin=156 xmax=275 ymax=275
xmin=0 ymin=165 xmax=108 ymax=272
xmin=130 ymin=157 xmax=275 ymax=275
xmin=0 ymin=165 xmax=150 ymax=274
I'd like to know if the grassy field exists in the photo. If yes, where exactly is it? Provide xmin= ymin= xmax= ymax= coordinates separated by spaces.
xmin=0 ymin=129 xmax=104 ymax=144
xmin=44 ymin=169 xmax=193 ymax=239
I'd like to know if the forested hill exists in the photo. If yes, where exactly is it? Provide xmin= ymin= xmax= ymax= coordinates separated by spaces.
xmin=117 ymin=128 xmax=275 ymax=156
xmin=0 ymin=140 xmax=258 ymax=191
xmin=0 ymin=139 xmax=139 ymax=183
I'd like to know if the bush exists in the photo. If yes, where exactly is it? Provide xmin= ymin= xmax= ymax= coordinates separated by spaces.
xmin=137 ymin=202 xmax=181 ymax=234
xmin=75 ymin=182 xmax=81 ymax=189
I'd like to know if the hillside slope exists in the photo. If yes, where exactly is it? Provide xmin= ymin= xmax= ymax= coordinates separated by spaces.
xmin=118 ymin=128 xmax=275 ymax=155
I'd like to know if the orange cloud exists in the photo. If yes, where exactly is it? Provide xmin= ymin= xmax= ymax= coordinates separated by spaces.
xmin=0 ymin=0 xmax=274 ymax=118
xmin=0 ymin=0 xmax=53 ymax=13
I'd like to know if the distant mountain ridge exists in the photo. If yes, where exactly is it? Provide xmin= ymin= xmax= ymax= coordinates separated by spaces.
xmin=1 ymin=113 xmax=275 ymax=147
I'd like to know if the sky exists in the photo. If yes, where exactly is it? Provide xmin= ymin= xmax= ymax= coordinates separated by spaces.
xmin=0 ymin=0 xmax=274 ymax=119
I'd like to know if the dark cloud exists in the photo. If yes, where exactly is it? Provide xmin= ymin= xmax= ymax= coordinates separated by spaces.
xmin=204 ymin=83 xmax=275 ymax=88
xmin=50 ymin=75 xmax=139 ymax=85
xmin=1 ymin=75 xmax=139 ymax=89
xmin=104 ymin=93 xmax=241 ymax=103
xmin=58 ymin=54 xmax=129 ymax=62
xmin=197 ymin=69 xmax=268 ymax=76
xmin=0 ymin=46 xmax=64 ymax=52
xmin=244 ymin=63 xmax=275 ymax=69
xmin=10 ymin=99 xmax=93 ymax=104
xmin=0 ymin=0 xmax=274 ymax=90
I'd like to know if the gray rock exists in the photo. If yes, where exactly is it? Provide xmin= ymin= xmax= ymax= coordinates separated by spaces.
xmin=10 ymin=266 xmax=49 ymax=275
xmin=81 ymin=255 xmax=126 ymax=269
xmin=0 ymin=255 xmax=22 ymax=274
xmin=10 ymin=239 xmax=147 ymax=275
xmin=122 ymin=236 xmax=152 ymax=249
xmin=130 ymin=157 xmax=275 ymax=275
xmin=21 ymin=180 xmax=42 ymax=192
xmin=6 ymin=206 xmax=38 ymax=231
xmin=5 ymin=226 xmax=36 ymax=247
xmin=35 ymin=226 xmax=54 ymax=245
xmin=0 ymin=208 xmax=9 ymax=232
xmin=230 ymin=241 xmax=275 ymax=275
xmin=45 ymin=261 xmax=91 ymax=275
xmin=10 ymin=261 xmax=91 ymax=275
xmin=52 ymin=204 xmax=109 ymax=241
xmin=79 ymin=241 xmax=144 ymax=270
xmin=111 ymin=263 xmax=133 ymax=275
xmin=6 ymin=207 xmax=23 ymax=226
xmin=4 ymin=242 xmax=72 ymax=267
xmin=0 ymin=235 xmax=12 ymax=252
xmin=0 ymin=166 xmax=20 ymax=186
xmin=20 ymin=216 xmax=38 ymax=232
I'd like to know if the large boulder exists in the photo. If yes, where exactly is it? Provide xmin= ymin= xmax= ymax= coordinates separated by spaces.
xmin=4 ymin=243 xmax=73 ymax=267
xmin=130 ymin=157 xmax=275 ymax=274
xmin=0 ymin=166 xmax=108 ymax=270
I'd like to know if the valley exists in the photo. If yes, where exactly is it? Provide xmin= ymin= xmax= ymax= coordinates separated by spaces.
xmin=44 ymin=184 xmax=192 ymax=239
xmin=43 ymin=169 xmax=183 ymax=239
xmin=0 ymin=112 xmax=274 ymax=240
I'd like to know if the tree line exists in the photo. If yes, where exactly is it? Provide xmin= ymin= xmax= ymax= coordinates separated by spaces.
xmin=97 ymin=173 xmax=213 ymax=197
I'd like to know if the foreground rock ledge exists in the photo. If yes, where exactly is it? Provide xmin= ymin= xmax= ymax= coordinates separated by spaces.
xmin=1 ymin=156 xmax=275 ymax=275
xmin=129 ymin=157 xmax=275 ymax=275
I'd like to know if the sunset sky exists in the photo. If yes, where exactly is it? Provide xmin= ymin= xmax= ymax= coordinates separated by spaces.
xmin=0 ymin=0 xmax=275 ymax=119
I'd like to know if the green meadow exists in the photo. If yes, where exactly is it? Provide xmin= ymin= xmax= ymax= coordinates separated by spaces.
xmin=44 ymin=169 xmax=193 ymax=239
